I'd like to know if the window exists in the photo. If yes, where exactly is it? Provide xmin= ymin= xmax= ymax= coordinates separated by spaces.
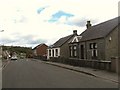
xmin=52 ymin=49 xmax=54 ymax=57
xmin=90 ymin=43 xmax=93 ymax=49
xmin=93 ymin=43 xmax=97 ymax=49
xmin=90 ymin=43 xmax=98 ymax=58
xmin=56 ymin=49 xmax=58 ymax=56
xmin=70 ymin=45 xmax=77 ymax=57
xmin=49 ymin=50 xmax=51 ymax=56
xmin=81 ymin=45 xmax=84 ymax=59
xmin=90 ymin=43 xmax=97 ymax=49
xmin=73 ymin=45 xmax=77 ymax=57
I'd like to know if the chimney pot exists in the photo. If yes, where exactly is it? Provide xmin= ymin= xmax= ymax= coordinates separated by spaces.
xmin=73 ymin=30 xmax=77 ymax=35
xmin=86 ymin=21 xmax=92 ymax=29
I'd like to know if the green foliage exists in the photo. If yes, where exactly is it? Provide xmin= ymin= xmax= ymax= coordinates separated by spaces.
xmin=2 ymin=45 xmax=33 ymax=55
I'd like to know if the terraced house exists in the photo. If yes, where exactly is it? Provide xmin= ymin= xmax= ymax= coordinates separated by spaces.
xmin=69 ymin=17 xmax=119 ymax=61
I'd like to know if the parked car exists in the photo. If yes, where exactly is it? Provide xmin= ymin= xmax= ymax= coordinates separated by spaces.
xmin=11 ymin=56 xmax=17 ymax=60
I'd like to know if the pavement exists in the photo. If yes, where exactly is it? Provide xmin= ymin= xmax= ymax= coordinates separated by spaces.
xmin=42 ymin=61 xmax=119 ymax=83
xmin=0 ymin=59 xmax=10 ymax=70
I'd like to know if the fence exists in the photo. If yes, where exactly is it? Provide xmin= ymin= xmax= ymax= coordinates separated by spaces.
xmin=49 ymin=57 xmax=111 ymax=71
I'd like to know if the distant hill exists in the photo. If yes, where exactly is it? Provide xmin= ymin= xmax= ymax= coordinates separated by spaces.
xmin=2 ymin=45 xmax=33 ymax=58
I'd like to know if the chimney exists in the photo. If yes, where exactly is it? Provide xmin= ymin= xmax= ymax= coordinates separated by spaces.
xmin=86 ymin=21 xmax=92 ymax=29
xmin=73 ymin=30 xmax=77 ymax=35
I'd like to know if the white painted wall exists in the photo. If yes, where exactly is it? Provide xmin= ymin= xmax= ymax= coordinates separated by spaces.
xmin=47 ymin=48 xmax=60 ymax=60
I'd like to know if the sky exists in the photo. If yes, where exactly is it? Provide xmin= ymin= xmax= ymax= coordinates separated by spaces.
xmin=0 ymin=0 xmax=119 ymax=48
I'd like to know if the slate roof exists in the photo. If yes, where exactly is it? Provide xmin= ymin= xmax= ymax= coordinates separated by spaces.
xmin=80 ymin=17 xmax=120 ymax=42
xmin=50 ymin=34 xmax=74 ymax=48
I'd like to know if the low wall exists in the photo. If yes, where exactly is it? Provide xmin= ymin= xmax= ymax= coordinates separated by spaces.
xmin=49 ymin=57 xmax=111 ymax=71
xmin=33 ymin=56 xmax=47 ymax=61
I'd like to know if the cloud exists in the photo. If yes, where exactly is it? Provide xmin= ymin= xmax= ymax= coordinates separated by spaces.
xmin=37 ymin=6 xmax=48 ymax=14
xmin=22 ymin=35 xmax=47 ymax=45
xmin=0 ymin=38 xmax=16 ymax=44
xmin=0 ymin=0 xmax=119 ymax=48
xmin=13 ymin=16 xmax=27 ymax=23
xmin=48 ymin=10 xmax=74 ymax=23
xmin=0 ymin=34 xmax=47 ymax=47
xmin=67 ymin=17 xmax=99 ymax=27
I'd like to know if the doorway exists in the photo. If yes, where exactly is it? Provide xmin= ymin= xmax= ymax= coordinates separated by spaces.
xmin=81 ymin=45 xmax=84 ymax=59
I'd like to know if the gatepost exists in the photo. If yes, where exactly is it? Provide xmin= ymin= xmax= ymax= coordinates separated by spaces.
xmin=111 ymin=57 xmax=119 ymax=73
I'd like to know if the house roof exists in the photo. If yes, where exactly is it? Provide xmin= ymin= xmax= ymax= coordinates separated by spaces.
xmin=79 ymin=17 xmax=120 ymax=42
xmin=50 ymin=34 xmax=75 ymax=48
xmin=33 ymin=43 xmax=48 ymax=50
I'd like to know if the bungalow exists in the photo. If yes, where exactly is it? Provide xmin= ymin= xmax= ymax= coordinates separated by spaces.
xmin=47 ymin=30 xmax=78 ymax=59
xmin=33 ymin=43 xmax=48 ymax=57
xmin=69 ymin=17 xmax=119 ymax=61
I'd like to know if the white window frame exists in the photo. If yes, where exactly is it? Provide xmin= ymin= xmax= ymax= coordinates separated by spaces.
xmin=73 ymin=45 xmax=77 ymax=57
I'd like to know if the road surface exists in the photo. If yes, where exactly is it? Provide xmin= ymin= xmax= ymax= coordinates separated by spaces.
xmin=2 ymin=59 xmax=118 ymax=88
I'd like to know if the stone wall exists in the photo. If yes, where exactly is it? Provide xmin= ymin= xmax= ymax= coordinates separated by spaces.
xmin=49 ymin=57 xmax=111 ymax=71
xmin=85 ymin=38 xmax=105 ymax=60
xmin=105 ymin=27 xmax=118 ymax=61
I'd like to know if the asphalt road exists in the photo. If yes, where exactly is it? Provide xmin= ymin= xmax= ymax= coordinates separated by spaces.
xmin=2 ymin=59 xmax=118 ymax=88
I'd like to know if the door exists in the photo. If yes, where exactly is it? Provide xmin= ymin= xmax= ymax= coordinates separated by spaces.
xmin=81 ymin=45 xmax=84 ymax=59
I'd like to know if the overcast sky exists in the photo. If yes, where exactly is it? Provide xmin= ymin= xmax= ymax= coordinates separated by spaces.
xmin=0 ymin=0 xmax=119 ymax=48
